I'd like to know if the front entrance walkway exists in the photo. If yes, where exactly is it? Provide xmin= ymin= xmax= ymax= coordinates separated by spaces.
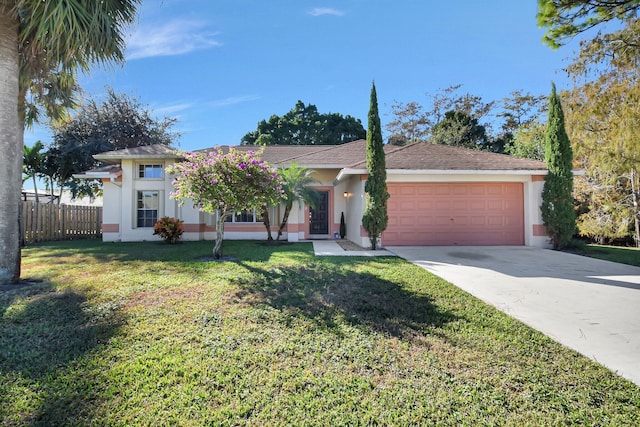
xmin=387 ymin=246 xmax=640 ymax=386
xmin=312 ymin=241 xmax=393 ymax=257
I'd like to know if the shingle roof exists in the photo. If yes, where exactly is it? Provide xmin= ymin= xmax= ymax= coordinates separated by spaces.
xmin=204 ymin=140 xmax=398 ymax=168
xmin=93 ymin=144 xmax=179 ymax=162
xmin=91 ymin=140 xmax=547 ymax=172
xmin=198 ymin=144 xmax=330 ymax=165
xmin=353 ymin=142 xmax=547 ymax=171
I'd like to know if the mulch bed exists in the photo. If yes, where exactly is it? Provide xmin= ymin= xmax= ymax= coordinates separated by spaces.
xmin=336 ymin=240 xmax=368 ymax=251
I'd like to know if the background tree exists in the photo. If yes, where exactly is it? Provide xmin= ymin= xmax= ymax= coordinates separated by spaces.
xmin=385 ymin=101 xmax=428 ymax=145
xmin=241 ymin=100 xmax=365 ymax=145
xmin=541 ymin=83 xmax=576 ymax=249
xmin=385 ymin=84 xmax=497 ymax=148
xmin=574 ymin=168 xmax=636 ymax=244
xmin=22 ymin=140 xmax=44 ymax=202
xmin=555 ymin=8 xmax=640 ymax=245
xmin=0 ymin=0 xmax=139 ymax=285
xmin=168 ymin=148 xmax=283 ymax=259
xmin=496 ymin=90 xmax=547 ymax=153
xmin=505 ymin=122 xmax=547 ymax=161
xmin=564 ymin=64 xmax=640 ymax=245
xmin=430 ymin=110 xmax=489 ymax=149
xmin=275 ymin=163 xmax=319 ymax=241
xmin=362 ymin=82 xmax=389 ymax=250
xmin=45 ymin=88 xmax=178 ymax=198
xmin=537 ymin=0 xmax=640 ymax=48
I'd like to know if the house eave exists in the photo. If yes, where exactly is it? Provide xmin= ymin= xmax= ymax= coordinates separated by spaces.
xmin=335 ymin=168 xmax=555 ymax=183
xmin=93 ymin=153 xmax=181 ymax=162
xmin=385 ymin=169 xmax=551 ymax=175
xmin=73 ymin=169 xmax=123 ymax=180
xmin=275 ymin=162 xmax=350 ymax=169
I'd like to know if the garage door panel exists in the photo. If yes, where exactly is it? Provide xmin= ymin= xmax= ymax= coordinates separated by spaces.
xmin=451 ymin=200 xmax=469 ymax=210
xmin=470 ymin=216 xmax=486 ymax=226
xmin=434 ymin=186 xmax=452 ymax=195
xmin=451 ymin=186 xmax=469 ymax=195
xmin=434 ymin=200 xmax=451 ymax=210
xmin=383 ymin=182 xmax=524 ymax=245
xmin=398 ymin=201 xmax=418 ymax=210
xmin=487 ymin=216 xmax=505 ymax=226
xmin=398 ymin=216 xmax=419 ymax=226
xmin=468 ymin=185 xmax=486 ymax=195
xmin=469 ymin=200 xmax=486 ymax=210
xmin=397 ymin=186 xmax=417 ymax=196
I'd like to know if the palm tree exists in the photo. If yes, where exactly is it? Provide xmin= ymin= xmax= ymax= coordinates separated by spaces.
xmin=23 ymin=140 xmax=44 ymax=203
xmin=0 ymin=0 xmax=139 ymax=284
xmin=276 ymin=163 xmax=319 ymax=241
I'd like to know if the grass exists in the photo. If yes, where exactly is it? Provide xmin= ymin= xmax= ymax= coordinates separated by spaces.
xmin=581 ymin=244 xmax=640 ymax=267
xmin=1 ymin=240 xmax=638 ymax=425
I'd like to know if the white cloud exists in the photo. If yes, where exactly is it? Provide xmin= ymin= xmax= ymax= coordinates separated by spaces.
xmin=126 ymin=20 xmax=221 ymax=60
xmin=308 ymin=7 xmax=345 ymax=17
xmin=208 ymin=95 xmax=261 ymax=108
xmin=153 ymin=102 xmax=193 ymax=116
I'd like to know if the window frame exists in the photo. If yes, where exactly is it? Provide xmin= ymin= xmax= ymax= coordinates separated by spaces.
xmin=136 ymin=190 xmax=160 ymax=228
xmin=224 ymin=208 xmax=261 ymax=223
xmin=204 ymin=206 xmax=279 ymax=226
xmin=137 ymin=163 xmax=164 ymax=180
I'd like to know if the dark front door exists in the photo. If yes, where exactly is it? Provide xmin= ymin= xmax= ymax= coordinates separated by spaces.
xmin=309 ymin=191 xmax=329 ymax=235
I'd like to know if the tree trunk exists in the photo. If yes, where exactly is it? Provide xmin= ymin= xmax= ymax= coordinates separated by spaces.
xmin=276 ymin=203 xmax=292 ymax=241
xmin=370 ymin=235 xmax=378 ymax=250
xmin=0 ymin=11 xmax=21 ymax=284
xmin=631 ymin=169 xmax=640 ymax=248
xmin=214 ymin=214 xmax=225 ymax=259
xmin=32 ymin=175 xmax=39 ymax=203
xmin=262 ymin=205 xmax=273 ymax=240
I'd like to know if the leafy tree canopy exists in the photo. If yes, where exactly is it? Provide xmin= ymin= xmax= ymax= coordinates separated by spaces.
xmin=505 ymin=122 xmax=547 ymax=161
xmin=537 ymin=0 xmax=640 ymax=48
xmin=430 ymin=110 xmax=489 ymax=149
xmin=385 ymin=85 xmax=499 ymax=149
xmin=22 ymin=140 xmax=44 ymax=202
xmin=167 ymin=148 xmax=283 ymax=258
xmin=46 ymin=87 xmax=179 ymax=197
xmin=241 ymin=100 xmax=365 ymax=145
xmin=0 ymin=0 xmax=139 ymax=285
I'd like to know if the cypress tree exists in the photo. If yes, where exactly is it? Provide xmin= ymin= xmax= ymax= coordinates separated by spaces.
xmin=541 ymin=82 xmax=576 ymax=249
xmin=362 ymin=82 xmax=390 ymax=249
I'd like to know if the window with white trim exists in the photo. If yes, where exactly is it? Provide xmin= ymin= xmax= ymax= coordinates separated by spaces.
xmin=137 ymin=191 xmax=159 ymax=227
xmin=225 ymin=208 xmax=262 ymax=223
xmin=138 ymin=164 xmax=163 ymax=179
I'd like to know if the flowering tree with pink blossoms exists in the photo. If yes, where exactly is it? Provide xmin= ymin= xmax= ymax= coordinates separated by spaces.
xmin=167 ymin=148 xmax=283 ymax=259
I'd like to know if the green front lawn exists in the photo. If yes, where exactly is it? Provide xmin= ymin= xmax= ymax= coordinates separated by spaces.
xmin=582 ymin=244 xmax=640 ymax=267
xmin=1 ymin=240 xmax=638 ymax=425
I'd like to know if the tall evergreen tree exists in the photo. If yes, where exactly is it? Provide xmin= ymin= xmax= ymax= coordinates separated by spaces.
xmin=362 ymin=82 xmax=389 ymax=250
xmin=541 ymin=83 xmax=576 ymax=249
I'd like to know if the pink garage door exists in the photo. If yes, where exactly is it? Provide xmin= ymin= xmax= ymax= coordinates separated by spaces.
xmin=383 ymin=182 xmax=524 ymax=246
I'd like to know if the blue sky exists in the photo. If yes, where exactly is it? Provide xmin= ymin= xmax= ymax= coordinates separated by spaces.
xmin=26 ymin=0 xmax=584 ymax=153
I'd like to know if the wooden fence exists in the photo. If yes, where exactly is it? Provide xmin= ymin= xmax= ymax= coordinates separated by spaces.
xmin=20 ymin=201 xmax=103 ymax=245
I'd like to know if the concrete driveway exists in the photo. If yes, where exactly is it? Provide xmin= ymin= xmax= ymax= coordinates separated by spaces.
xmin=387 ymin=246 xmax=640 ymax=386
